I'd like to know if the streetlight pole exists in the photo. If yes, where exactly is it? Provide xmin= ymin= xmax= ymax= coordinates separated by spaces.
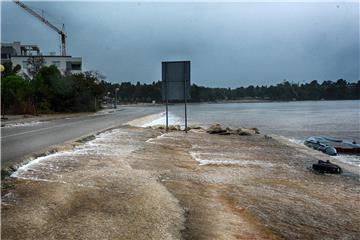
xmin=114 ymin=88 xmax=119 ymax=109
xmin=107 ymin=92 xmax=110 ymax=107
xmin=93 ymin=80 xmax=100 ymax=112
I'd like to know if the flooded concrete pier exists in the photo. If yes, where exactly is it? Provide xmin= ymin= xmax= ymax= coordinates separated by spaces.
xmin=2 ymin=126 xmax=360 ymax=239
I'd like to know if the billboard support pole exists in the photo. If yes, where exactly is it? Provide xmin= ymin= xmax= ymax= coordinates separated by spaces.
xmin=165 ymin=68 xmax=169 ymax=132
xmin=184 ymin=64 xmax=188 ymax=133
xmin=184 ymin=95 xmax=187 ymax=133
xmin=166 ymin=97 xmax=169 ymax=131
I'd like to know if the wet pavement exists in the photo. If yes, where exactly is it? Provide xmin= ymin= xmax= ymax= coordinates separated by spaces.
xmin=1 ymin=106 xmax=162 ymax=167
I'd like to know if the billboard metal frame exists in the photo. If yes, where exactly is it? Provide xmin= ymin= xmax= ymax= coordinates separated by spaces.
xmin=162 ymin=61 xmax=191 ymax=132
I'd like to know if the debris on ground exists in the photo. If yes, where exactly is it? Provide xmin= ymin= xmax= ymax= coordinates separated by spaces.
xmin=312 ymin=160 xmax=342 ymax=174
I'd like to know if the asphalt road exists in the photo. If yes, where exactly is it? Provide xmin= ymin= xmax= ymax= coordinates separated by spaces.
xmin=1 ymin=106 xmax=162 ymax=168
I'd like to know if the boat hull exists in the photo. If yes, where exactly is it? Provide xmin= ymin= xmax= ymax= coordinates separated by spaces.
xmin=304 ymin=136 xmax=360 ymax=156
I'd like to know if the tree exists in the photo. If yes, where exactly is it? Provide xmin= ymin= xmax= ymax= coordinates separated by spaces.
xmin=1 ymin=75 xmax=30 ymax=114
xmin=26 ymin=56 xmax=45 ymax=78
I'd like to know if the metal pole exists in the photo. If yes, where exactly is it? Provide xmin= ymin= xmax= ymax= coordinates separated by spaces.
xmin=184 ymin=64 xmax=188 ymax=133
xmin=114 ymin=91 xmax=116 ymax=109
xmin=184 ymin=98 xmax=187 ymax=133
xmin=165 ymin=69 xmax=169 ymax=131
xmin=166 ymin=98 xmax=169 ymax=131
xmin=115 ymin=88 xmax=119 ymax=109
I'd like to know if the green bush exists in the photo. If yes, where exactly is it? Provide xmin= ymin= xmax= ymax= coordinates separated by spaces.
xmin=1 ymin=66 xmax=104 ymax=114
xmin=1 ymin=75 xmax=31 ymax=114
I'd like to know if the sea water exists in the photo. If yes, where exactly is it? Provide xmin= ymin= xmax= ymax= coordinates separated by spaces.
xmin=151 ymin=100 xmax=360 ymax=167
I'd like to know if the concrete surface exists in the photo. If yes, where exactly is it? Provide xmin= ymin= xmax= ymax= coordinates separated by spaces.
xmin=2 ymin=126 xmax=359 ymax=239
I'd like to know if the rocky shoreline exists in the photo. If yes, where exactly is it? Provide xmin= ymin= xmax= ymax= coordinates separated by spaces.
xmin=2 ymin=125 xmax=360 ymax=239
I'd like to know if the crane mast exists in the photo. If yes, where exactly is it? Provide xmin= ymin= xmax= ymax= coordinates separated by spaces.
xmin=13 ymin=0 xmax=67 ymax=56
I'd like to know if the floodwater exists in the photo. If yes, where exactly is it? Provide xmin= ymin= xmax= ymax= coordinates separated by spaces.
xmin=7 ymin=127 xmax=360 ymax=239
xmin=151 ymin=100 xmax=360 ymax=166
xmin=5 ymin=107 xmax=359 ymax=239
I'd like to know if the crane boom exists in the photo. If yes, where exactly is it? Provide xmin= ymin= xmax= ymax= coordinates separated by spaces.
xmin=14 ymin=0 xmax=67 ymax=56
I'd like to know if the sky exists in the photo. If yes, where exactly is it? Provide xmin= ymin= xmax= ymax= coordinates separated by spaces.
xmin=1 ymin=1 xmax=359 ymax=87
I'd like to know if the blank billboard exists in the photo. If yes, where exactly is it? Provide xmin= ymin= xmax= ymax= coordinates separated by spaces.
xmin=162 ymin=61 xmax=191 ymax=101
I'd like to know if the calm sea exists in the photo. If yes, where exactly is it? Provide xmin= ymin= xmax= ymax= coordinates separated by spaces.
xmin=155 ymin=100 xmax=360 ymax=166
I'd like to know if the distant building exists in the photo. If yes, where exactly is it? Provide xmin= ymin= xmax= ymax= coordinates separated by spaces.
xmin=1 ymin=41 xmax=82 ymax=78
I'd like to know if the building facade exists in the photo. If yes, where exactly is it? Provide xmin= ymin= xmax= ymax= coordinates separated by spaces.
xmin=1 ymin=41 xmax=82 ymax=78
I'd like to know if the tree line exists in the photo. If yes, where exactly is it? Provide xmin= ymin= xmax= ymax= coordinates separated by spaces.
xmin=103 ymin=79 xmax=359 ymax=103
xmin=1 ymin=61 xmax=359 ymax=115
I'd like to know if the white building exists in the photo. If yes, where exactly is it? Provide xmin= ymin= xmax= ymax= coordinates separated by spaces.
xmin=1 ymin=41 xmax=82 ymax=78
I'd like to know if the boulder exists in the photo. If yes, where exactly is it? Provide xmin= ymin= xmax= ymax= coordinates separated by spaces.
xmin=206 ymin=124 xmax=226 ymax=134
xmin=236 ymin=128 xmax=255 ymax=136
xmin=168 ymin=125 xmax=181 ymax=131
xmin=151 ymin=124 xmax=182 ymax=131
xmin=206 ymin=125 xmax=260 ymax=136
xmin=152 ymin=124 xmax=165 ymax=130
xmin=250 ymin=127 xmax=260 ymax=134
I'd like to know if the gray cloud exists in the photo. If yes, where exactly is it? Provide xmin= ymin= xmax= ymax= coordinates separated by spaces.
xmin=1 ymin=2 xmax=359 ymax=87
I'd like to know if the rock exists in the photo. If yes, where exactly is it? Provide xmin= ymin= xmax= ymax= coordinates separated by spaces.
xmin=188 ymin=125 xmax=202 ymax=130
xmin=168 ymin=125 xmax=181 ymax=131
xmin=264 ymin=135 xmax=272 ymax=140
xmin=152 ymin=124 xmax=165 ymax=130
xmin=206 ymin=124 xmax=259 ymax=136
xmin=250 ymin=127 xmax=260 ymax=134
xmin=206 ymin=124 xmax=226 ymax=134
xmin=218 ymin=131 xmax=231 ymax=135
xmin=236 ymin=128 xmax=255 ymax=136
xmin=151 ymin=124 xmax=182 ymax=131
xmin=189 ymin=127 xmax=205 ymax=133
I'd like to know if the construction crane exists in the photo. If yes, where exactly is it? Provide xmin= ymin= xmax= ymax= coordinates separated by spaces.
xmin=13 ymin=0 xmax=67 ymax=56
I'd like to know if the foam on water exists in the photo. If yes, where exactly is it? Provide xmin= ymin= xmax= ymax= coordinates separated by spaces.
xmin=146 ymin=133 xmax=173 ymax=143
xmin=11 ymin=128 xmax=131 ymax=180
xmin=334 ymin=155 xmax=360 ymax=168
xmin=287 ymin=137 xmax=304 ymax=145
xmin=11 ymin=152 xmax=67 ymax=178
xmin=142 ymin=112 xmax=183 ymax=127
xmin=189 ymin=150 xmax=273 ymax=167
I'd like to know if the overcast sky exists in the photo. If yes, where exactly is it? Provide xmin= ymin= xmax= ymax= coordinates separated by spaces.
xmin=1 ymin=1 xmax=359 ymax=87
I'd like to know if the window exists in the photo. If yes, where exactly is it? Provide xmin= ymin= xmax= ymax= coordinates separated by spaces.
xmin=1 ymin=53 xmax=8 ymax=59
xmin=66 ymin=61 xmax=81 ymax=71
xmin=71 ymin=62 xmax=81 ymax=70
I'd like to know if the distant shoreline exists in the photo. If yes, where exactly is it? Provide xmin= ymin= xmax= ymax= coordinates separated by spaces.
xmin=119 ymin=98 xmax=359 ymax=106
